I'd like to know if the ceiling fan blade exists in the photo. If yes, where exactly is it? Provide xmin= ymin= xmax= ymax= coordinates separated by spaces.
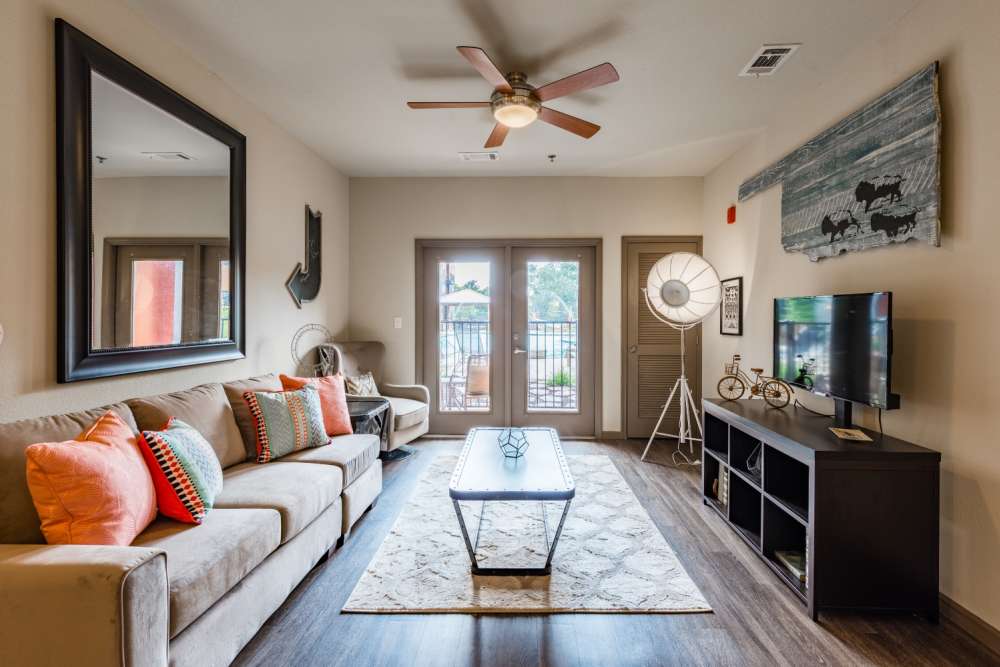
xmin=534 ymin=63 xmax=619 ymax=102
xmin=484 ymin=123 xmax=509 ymax=148
xmin=539 ymin=107 xmax=601 ymax=139
xmin=456 ymin=46 xmax=513 ymax=93
xmin=407 ymin=102 xmax=490 ymax=109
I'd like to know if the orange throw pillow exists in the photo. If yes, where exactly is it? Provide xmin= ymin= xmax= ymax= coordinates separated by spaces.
xmin=280 ymin=373 xmax=353 ymax=437
xmin=25 ymin=411 xmax=157 ymax=545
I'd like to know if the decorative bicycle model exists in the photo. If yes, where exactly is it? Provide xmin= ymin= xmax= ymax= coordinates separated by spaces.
xmin=717 ymin=354 xmax=793 ymax=408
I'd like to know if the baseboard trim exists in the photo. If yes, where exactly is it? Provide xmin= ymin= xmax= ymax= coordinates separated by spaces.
xmin=600 ymin=430 xmax=625 ymax=440
xmin=941 ymin=593 xmax=1000 ymax=659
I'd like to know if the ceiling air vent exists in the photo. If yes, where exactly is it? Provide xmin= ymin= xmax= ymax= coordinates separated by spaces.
xmin=141 ymin=151 xmax=194 ymax=160
xmin=458 ymin=151 xmax=500 ymax=162
xmin=738 ymin=43 xmax=801 ymax=77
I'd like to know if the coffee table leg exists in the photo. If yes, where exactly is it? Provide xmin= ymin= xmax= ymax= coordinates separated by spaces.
xmin=452 ymin=499 xmax=479 ymax=570
xmin=543 ymin=500 xmax=572 ymax=571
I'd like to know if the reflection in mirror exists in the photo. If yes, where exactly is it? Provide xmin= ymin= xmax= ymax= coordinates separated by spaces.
xmin=91 ymin=72 xmax=231 ymax=351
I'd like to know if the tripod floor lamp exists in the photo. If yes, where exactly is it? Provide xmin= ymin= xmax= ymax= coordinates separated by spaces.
xmin=639 ymin=252 xmax=722 ymax=465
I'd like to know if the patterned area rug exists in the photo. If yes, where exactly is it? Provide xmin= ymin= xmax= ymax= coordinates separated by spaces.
xmin=343 ymin=454 xmax=711 ymax=614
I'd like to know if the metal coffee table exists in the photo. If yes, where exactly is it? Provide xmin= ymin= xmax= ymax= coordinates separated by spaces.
xmin=448 ymin=427 xmax=575 ymax=576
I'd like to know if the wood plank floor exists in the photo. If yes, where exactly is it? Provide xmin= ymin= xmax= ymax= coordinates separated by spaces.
xmin=233 ymin=439 xmax=996 ymax=667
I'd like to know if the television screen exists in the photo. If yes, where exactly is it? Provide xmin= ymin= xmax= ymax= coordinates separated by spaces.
xmin=773 ymin=292 xmax=895 ymax=409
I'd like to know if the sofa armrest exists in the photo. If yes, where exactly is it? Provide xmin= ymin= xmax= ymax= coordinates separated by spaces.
xmin=380 ymin=383 xmax=430 ymax=405
xmin=0 ymin=544 xmax=169 ymax=667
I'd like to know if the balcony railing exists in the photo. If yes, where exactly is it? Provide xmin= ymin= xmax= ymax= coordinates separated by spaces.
xmin=439 ymin=320 xmax=578 ymax=411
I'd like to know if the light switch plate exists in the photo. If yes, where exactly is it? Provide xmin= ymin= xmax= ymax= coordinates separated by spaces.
xmin=393 ymin=317 xmax=403 ymax=330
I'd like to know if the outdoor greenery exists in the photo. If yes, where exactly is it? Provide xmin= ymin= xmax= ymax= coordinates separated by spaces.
xmin=546 ymin=368 xmax=574 ymax=387
xmin=527 ymin=261 xmax=579 ymax=322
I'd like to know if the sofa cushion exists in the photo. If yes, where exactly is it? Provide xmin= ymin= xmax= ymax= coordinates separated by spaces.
xmin=243 ymin=385 xmax=328 ymax=463
xmin=138 ymin=419 xmax=224 ymax=524
xmin=128 ymin=383 xmax=245 ymax=469
xmin=25 ymin=411 xmax=157 ymax=545
xmin=214 ymin=462 xmax=342 ymax=542
xmin=223 ymin=374 xmax=282 ymax=461
xmin=280 ymin=434 xmax=380 ymax=486
xmin=132 ymin=508 xmax=281 ymax=638
xmin=0 ymin=403 xmax=137 ymax=544
xmin=280 ymin=374 xmax=353 ymax=437
xmin=386 ymin=396 xmax=428 ymax=431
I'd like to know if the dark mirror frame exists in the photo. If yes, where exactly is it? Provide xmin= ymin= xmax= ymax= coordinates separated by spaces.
xmin=56 ymin=19 xmax=246 ymax=382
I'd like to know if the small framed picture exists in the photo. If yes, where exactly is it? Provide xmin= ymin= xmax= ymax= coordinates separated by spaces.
xmin=720 ymin=276 xmax=743 ymax=336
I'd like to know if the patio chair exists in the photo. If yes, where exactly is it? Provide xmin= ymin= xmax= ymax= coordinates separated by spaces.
xmin=464 ymin=354 xmax=490 ymax=408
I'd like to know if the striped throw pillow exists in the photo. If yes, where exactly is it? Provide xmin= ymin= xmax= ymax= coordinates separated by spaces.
xmin=243 ymin=385 xmax=328 ymax=463
xmin=138 ymin=418 xmax=223 ymax=524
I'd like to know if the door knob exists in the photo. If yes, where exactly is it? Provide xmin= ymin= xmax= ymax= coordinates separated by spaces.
xmin=629 ymin=345 xmax=638 ymax=354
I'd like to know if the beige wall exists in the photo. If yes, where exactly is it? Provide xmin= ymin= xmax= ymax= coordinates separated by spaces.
xmin=91 ymin=175 xmax=230 ymax=344
xmin=349 ymin=177 xmax=703 ymax=433
xmin=0 ymin=0 xmax=349 ymax=421
xmin=702 ymin=0 xmax=1000 ymax=629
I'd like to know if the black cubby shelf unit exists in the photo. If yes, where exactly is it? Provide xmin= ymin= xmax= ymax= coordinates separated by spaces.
xmin=701 ymin=399 xmax=941 ymax=622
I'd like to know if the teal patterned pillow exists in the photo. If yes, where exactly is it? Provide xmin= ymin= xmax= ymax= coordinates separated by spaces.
xmin=243 ymin=385 xmax=328 ymax=463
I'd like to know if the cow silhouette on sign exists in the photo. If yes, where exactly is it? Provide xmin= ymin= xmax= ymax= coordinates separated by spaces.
xmin=820 ymin=210 xmax=860 ymax=243
xmin=871 ymin=205 xmax=918 ymax=239
xmin=855 ymin=175 xmax=905 ymax=212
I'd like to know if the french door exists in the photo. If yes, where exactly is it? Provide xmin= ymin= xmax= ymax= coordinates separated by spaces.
xmin=419 ymin=241 xmax=597 ymax=436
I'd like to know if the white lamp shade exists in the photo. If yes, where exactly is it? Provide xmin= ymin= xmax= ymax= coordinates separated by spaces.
xmin=645 ymin=252 xmax=722 ymax=325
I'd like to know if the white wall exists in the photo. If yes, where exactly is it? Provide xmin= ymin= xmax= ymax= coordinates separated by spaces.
xmin=0 ymin=0 xmax=349 ymax=421
xmin=702 ymin=0 xmax=1000 ymax=630
xmin=349 ymin=177 xmax=703 ymax=433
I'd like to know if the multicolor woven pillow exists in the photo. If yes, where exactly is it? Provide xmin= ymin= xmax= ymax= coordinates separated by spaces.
xmin=138 ymin=418 xmax=223 ymax=524
xmin=345 ymin=371 xmax=380 ymax=397
xmin=243 ymin=385 xmax=328 ymax=463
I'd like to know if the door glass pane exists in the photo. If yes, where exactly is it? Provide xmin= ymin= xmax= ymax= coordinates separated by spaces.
xmin=218 ymin=260 xmax=231 ymax=339
xmin=527 ymin=261 xmax=579 ymax=411
xmin=439 ymin=261 xmax=491 ymax=412
xmin=131 ymin=259 xmax=183 ymax=346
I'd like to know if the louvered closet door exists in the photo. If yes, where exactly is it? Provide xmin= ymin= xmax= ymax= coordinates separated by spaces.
xmin=625 ymin=240 xmax=702 ymax=439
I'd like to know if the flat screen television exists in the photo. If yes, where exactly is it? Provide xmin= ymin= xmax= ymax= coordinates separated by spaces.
xmin=773 ymin=292 xmax=900 ymax=418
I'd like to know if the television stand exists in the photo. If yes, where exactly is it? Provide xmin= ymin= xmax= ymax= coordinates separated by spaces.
xmin=833 ymin=397 xmax=853 ymax=427
xmin=702 ymin=398 xmax=940 ymax=621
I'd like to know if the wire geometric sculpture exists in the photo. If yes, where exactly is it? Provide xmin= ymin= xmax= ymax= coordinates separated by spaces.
xmin=290 ymin=323 xmax=333 ymax=376
xmin=497 ymin=428 xmax=530 ymax=459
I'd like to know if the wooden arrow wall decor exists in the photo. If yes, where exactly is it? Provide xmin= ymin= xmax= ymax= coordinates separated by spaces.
xmin=286 ymin=205 xmax=322 ymax=308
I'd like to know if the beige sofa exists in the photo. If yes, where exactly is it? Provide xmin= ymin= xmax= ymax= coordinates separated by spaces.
xmin=0 ymin=373 xmax=382 ymax=667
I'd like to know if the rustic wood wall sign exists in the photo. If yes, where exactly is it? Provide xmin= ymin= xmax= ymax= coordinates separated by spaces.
xmin=286 ymin=205 xmax=322 ymax=308
xmin=738 ymin=62 xmax=941 ymax=261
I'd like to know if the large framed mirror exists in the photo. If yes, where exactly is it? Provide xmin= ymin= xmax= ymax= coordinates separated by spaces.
xmin=56 ymin=19 xmax=246 ymax=382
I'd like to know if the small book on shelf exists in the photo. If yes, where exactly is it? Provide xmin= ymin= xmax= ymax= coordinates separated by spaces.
xmin=774 ymin=550 xmax=807 ymax=582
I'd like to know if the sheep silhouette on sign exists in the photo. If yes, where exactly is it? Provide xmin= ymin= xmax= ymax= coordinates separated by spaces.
xmin=820 ymin=210 xmax=860 ymax=243
xmin=871 ymin=205 xmax=919 ymax=239
xmin=855 ymin=175 xmax=905 ymax=212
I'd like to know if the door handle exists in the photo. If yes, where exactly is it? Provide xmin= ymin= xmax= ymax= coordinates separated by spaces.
xmin=513 ymin=347 xmax=527 ymax=354
xmin=629 ymin=345 xmax=637 ymax=354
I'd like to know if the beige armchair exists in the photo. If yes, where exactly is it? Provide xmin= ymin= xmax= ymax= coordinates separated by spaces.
xmin=320 ymin=341 xmax=429 ymax=452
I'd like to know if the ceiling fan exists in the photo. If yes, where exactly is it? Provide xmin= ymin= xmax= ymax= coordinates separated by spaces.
xmin=407 ymin=46 xmax=619 ymax=148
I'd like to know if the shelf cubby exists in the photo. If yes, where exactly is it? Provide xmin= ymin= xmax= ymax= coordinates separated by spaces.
xmin=729 ymin=428 xmax=763 ymax=488
xmin=703 ymin=412 xmax=729 ymax=463
xmin=702 ymin=454 xmax=728 ymax=517
xmin=763 ymin=498 xmax=808 ymax=599
xmin=727 ymin=474 xmax=762 ymax=549
xmin=764 ymin=446 xmax=810 ymax=521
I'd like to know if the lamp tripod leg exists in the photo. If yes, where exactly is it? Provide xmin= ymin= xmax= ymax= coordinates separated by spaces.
xmin=641 ymin=377 xmax=681 ymax=462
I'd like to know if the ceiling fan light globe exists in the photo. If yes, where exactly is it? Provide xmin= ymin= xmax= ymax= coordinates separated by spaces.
xmin=494 ymin=104 xmax=537 ymax=128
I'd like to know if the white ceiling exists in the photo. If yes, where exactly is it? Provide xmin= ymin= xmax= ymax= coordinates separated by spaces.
xmin=128 ymin=0 xmax=917 ymax=177
xmin=92 ymin=72 xmax=230 ymax=178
